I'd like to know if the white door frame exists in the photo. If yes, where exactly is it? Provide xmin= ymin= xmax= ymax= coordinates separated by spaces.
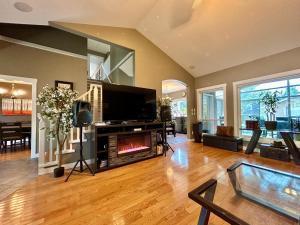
xmin=0 ymin=74 xmax=38 ymax=158
xmin=196 ymin=83 xmax=227 ymax=126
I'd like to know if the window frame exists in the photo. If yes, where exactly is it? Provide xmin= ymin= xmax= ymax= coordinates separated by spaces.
xmin=196 ymin=83 xmax=227 ymax=128
xmin=171 ymin=97 xmax=187 ymax=117
xmin=233 ymin=69 xmax=300 ymax=139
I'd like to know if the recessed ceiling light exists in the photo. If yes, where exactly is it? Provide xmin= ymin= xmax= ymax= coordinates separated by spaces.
xmin=14 ymin=2 xmax=33 ymax=12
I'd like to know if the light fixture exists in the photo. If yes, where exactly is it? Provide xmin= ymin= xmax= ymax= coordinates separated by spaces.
xmin=11 ymin=83 xmax=16 ymax=99
xmin=0 ymin=88 xmax=7 ymax=95
xmin=10 ymin=84 xmax=25 ymax=99
xmin=14 ymin=2 xmax=33 ymax=12
xmin=13 ymin=89 xmax=26 ymax=97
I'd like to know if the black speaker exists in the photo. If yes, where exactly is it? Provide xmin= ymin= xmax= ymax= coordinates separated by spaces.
xmin=72 ymin=101 xmax=92 ymax=127
xmin=160 ymin=105 xmax=172 ymax=122
xmin=65 ymin=100 xmax=95 ymax=181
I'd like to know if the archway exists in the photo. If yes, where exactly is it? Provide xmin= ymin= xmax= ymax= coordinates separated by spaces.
xmin=162 ymin=79 xmax=188 ymax=143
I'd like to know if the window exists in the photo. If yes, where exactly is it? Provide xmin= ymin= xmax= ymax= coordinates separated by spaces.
xmin=171 ymin=99 xmax=187 ymax=117
xmin=197 ymin=85 xmax=226 ymax=134
xmin=239 ymin=76 xmax=300 ymax=137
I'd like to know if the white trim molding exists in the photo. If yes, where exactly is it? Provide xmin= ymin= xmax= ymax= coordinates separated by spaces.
xmin=233 ymin=68 xmax=300 ymax=137
xmin=0 ymin=74 xmax=38 ymax=159
xmin=196 ymin=83 xmax=227 ymax=126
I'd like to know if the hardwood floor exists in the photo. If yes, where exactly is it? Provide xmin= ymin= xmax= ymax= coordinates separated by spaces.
xmin=0 ymin=140 xmax=299 ymax=225
xmin=0 ymin=148 xmax=31 ymax=161
xmin=0 ymin=148 xmax=37 ymax=201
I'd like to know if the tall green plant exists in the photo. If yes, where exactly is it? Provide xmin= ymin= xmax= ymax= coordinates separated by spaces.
xmin=260 ymin=91 xmax=280 ymax=121
xmin=159 ymin=96 xmax=172 ymax=106
xmin=37 ymin=85 xmax=78 ymax=167
xmin=157 ymin=96 xmax=173 ymax=121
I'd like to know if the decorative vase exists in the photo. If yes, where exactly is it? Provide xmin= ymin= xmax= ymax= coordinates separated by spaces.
xmin=264 ymin=121 xmax=277 ymax=131
xmin=54 ymin=167 xmax=64 ymax=178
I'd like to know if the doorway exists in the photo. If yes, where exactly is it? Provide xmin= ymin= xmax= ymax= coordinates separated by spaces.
xmin=0 ymin=74 xmax=37 ymax=200
xmin=162 ymin=80 xmax=188 ymax=144
xmin=197 ymin=84 xmax=227 ymax=134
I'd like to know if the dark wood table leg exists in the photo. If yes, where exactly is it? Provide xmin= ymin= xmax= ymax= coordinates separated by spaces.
xmin=197 ymin=182 xmax=217 ymax=225
xmin=245 ymin=129 xmax=262 ymax=154
xmin=227 ymin=162 xmax=242 ymax=194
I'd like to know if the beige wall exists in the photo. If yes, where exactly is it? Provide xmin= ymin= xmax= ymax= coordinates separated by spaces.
xmin=0 ymin=40 xmax=87 ymax=163
xmin=0 ymin=40 xmax=87 ymax=95
xmin=52 ymin=22 xmax=196 ymax=137
xmin=195 ymin=47 xmax=300 ymax=127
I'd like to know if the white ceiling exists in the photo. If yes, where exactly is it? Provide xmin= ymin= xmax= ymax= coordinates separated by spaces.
xmin=162 ymin=80 xmax=187 ymax=94
xmin=1 ymin=0 xmax=300 ymax=77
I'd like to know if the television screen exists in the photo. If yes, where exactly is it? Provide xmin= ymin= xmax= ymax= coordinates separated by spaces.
xmin=102 ymin=83 xmax=156 ymax=122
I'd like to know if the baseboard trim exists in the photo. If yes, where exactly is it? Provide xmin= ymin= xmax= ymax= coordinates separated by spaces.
xmin=38 ymin=159 xmax=93 ymax=175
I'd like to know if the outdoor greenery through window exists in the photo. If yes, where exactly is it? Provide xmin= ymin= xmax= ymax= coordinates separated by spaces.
xmin=171 ymin=99 xmax=187 ymax=117
xmin=240 ymin=77 xmax=300 ymax=137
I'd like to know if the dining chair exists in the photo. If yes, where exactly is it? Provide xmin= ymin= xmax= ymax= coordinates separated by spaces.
xmin=0 ymin=122 xmax=25 ymax=152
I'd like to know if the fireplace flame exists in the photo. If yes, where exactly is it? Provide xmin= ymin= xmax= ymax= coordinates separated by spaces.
xmin=118 ymin=144 xmax=149 ymax=155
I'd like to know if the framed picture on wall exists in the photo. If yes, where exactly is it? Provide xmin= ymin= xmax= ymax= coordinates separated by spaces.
xmin=55 ymin=80 xmax=74 ymax=90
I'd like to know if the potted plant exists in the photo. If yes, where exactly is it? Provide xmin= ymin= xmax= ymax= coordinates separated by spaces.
xmin=260 ymin=91 xmax=280 ymax=131
xmin=37 ymin=85 xmax=78 ymax=177
xmin=158 ymin=96 xmax=172 ymax=121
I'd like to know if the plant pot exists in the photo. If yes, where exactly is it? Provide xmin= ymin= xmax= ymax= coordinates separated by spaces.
xmin=264 ymin=121 xmax=277 ymax=131
xmin=54 ymin=167 xmax=64 ymax=178
xmin=246 ymin=120 xmax=259 ymax=130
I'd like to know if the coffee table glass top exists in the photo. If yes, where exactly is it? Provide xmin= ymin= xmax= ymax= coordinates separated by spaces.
xmin=189 ymin=162 xmax=300 ymax=225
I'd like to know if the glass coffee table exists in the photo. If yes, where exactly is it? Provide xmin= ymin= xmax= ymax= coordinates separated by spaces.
xmin=188 ymin=161 xmax=300 ymax=225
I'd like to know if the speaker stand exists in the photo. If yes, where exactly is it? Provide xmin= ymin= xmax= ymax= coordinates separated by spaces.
xmin=65 ymin=126 xmax=95 ymax=182
xmin=163 ymin=122 xmax=174 ymax=156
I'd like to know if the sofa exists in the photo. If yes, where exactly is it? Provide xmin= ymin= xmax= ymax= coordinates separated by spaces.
xmin=203 ymin=126 xmax=243 ymax=152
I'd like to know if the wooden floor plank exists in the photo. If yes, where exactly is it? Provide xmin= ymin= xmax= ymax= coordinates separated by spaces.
xmin=0 ymin=138 xmax=299 ymax=225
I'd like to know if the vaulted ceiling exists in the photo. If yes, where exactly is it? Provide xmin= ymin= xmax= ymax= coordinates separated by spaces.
xmin=1 ymin=0 xmax=300 ymax=77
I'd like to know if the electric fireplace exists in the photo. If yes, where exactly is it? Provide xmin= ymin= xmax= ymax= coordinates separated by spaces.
xmin=117 ymin=132 xmax=151 ymax=155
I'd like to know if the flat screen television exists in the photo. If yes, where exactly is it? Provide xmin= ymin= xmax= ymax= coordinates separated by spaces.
xmin=102 ymin=83 xmax=156 ymax=122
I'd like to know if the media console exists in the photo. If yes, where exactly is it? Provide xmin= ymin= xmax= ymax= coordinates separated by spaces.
xmin=91 ymin=122 xmax=164 ymax=172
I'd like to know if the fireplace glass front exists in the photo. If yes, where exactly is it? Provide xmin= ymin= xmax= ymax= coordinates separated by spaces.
xmin=117 ymin=132 xmax=151 ymax=155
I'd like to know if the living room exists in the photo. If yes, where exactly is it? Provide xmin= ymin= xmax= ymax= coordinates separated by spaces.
xmin=0 ymin=1 xmax=299 ymax=225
